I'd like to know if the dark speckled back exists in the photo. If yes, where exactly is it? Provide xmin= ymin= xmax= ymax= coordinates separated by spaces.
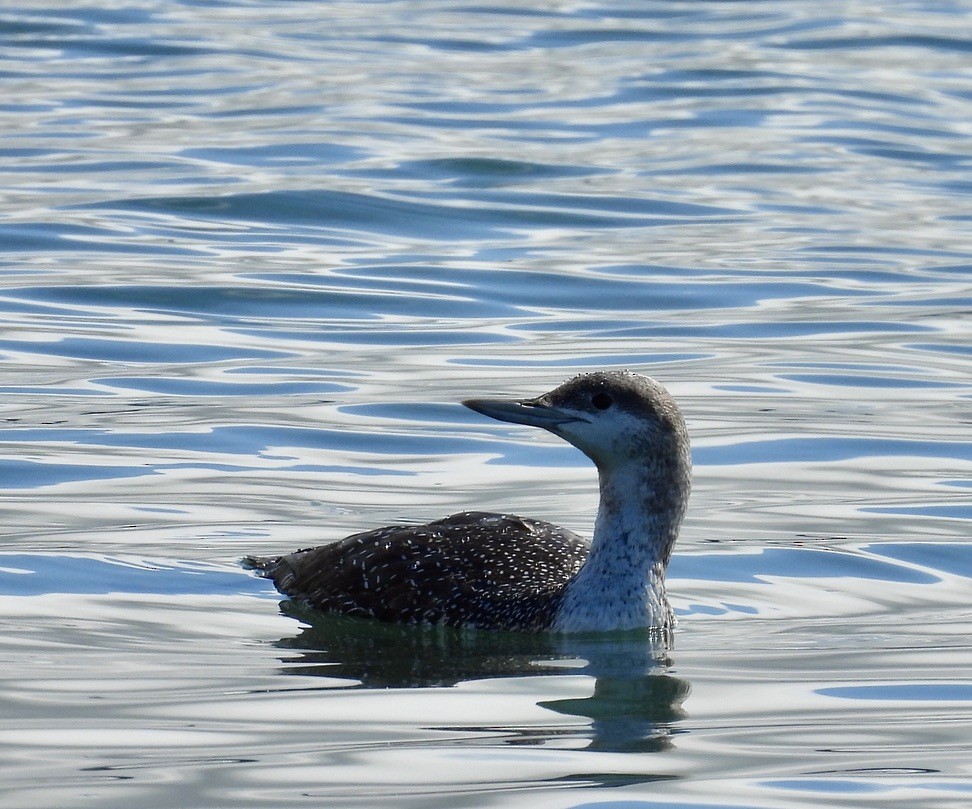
xmin=251 ymin=512 xmax=591 ymax=631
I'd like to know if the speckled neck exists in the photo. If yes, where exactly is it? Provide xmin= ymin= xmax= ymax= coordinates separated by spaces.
xmin=553 ymin=449 xmax=691 ymax=633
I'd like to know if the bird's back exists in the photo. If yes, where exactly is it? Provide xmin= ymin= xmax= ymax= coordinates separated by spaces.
xmin=245 ymin=511 xmax=591 ymax=631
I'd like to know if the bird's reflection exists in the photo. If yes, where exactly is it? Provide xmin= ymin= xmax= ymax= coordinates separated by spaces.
xmin=271 ymin=600 xmax=690 ymax=753
xmin=539 ymin=670 xmax=689 ymax=754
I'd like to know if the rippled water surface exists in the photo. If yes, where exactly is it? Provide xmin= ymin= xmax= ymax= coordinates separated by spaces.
xmin=1 ymin=1 xmax=970 ymax=807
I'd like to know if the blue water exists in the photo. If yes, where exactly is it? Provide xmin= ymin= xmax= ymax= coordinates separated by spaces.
xmin=1 ymin=1 xmax=970 ymax=807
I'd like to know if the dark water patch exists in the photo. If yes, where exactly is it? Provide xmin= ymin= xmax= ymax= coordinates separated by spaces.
xmin=389 ymin=99 xmax=528 ymax=115
xmin=4 ymin=283 xmax=521 ymax=322
xmin=0 ymin=554 xmax=265 ymax=597
xmin=5 ymin=157 xmax=175 ymax=174
xmin=585 ymin=321 xmax=937 ymax=339
xmin=0 ymin=423 xmax=585 ymax=469
xmin=75 ymin=188 xmax=728 ymax=241
xmin=867 ymin=543 xmax=972 ymax=578
xmin=650 ymin=67 xmax=798 ymax=82
xmin=385 ymin=107 xmax=777 ymax=138
xmin=442 ymin=188 xmax=738 ymax=218
xmin=781 ymin=374 xmax=964 ymax=389
xmin=447 ymin=5 xmax=566 ymax=19
xmin=386 ymin=157 xmax=610 ymax=186
xmin=774 ymin=361 xmax=925 ymax=372
xmin=0 ymin=7 xmax=161 ymax=60
xmin=798 ymin=244 xmax=970 ymax=260
xmin=525 ymin=27 xmax=692 ymax=48
xmin=203 ymin=101 xmax=327 ymax=120
xmin=180 ymin=143 xmax=365 ymax=168
xmin=283 ymin=464 xmax=411 ymax=478
xmin=75 ymin=189 xmax=522 ymax=240
xmin=247 ymin=270 xmax=477 ymax=299
xmin=778 ymin=34 xmax=972 ymax=54
xmin=615 ymin=81 xmax=833 ymax=106
xmin=230 ymin=326 xmax=515 ymax=347
xmin=452 ymin=353 xmax=706 ymax=368
xmin=817 ymin=684 xmax=972 ymax=702
xmin=905 ymin=343 xmax=972 ymax=357
xmin=0 ymin=17 xmax=86 ymax=37
xmin=696 ymin=437 xmax=972 ymax=466
xmin=809 ymin=118 xmax=968 ymax=141
xmin=670 ymin=547 xmax=939 ymax=585
xmin=714 ymin=385 xmax=789 ymax=394
xmin=367 ymin=34 xmax=518 ymax=53
xmin=244 ymin=266 xmax=857 ymax=319
xmin=0 ymin=337 xmax=289 ymax=364
xmin=342 ymin=403 xmax=485 ymax=423
xmin=0 ymin=223 xmax=204 ymax=255
xmin=940 ymin=180 xmax=972 ymax=197
xmin=95 ymin=377 xmax=350 ymax=397
xmin=809 ymin=137 xmax=966 ymax=168
xmin=863 ymin=505 xmax=972 ymax=521
xmin=351 ymin=266 xmax=880 ymax=314
xmin=760 ymin=779 xmax=946 ymax=796
xmin=866 ymin=296 xmax=972 ymax=309
xmin=0 ymin=385 xmax=101 ymax=397
xmin=0 ymin=459 xmax=154 ymax=489
xmin=678 ymin=602 xmax=759 ymax=618
xmin=0 ymin=423 xmax=485 ymax=461
xmin=30 ymin=35 xmax=217 ymax=60
xmin=235 ymin=366 xmax=368 ymax=378
xmin=653 ymin=161 xmax=823 ymax=176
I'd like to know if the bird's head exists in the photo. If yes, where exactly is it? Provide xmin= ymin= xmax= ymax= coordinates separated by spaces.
xmin=464 ymin=370 xmax=689 ymax=473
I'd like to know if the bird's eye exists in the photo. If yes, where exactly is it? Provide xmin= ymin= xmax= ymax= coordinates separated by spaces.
xmin=591 ymin=392 xmax=613 ymax=410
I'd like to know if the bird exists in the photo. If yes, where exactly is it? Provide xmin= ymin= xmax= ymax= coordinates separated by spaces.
xmin=244 ymin=370 xmax=691 ymax=633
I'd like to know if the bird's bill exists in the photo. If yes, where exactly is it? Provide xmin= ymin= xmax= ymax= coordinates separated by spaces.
xmin=462 ymin=397 xmax=581 ymax=428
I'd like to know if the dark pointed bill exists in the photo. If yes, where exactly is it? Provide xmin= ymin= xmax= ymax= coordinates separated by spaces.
xmin=462 ymin=397 xmax=582 ymax=428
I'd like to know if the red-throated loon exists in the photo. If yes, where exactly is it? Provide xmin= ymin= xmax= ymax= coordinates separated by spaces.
xmin=244 ymin=370 xmax=691 ymax=633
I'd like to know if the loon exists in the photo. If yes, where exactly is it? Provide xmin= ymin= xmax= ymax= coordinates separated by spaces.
xmin=245 ymin=370 xmax=691 ymax=633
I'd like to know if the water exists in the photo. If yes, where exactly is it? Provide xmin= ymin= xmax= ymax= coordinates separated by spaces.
xmin=1 ymin=0 xmax=970 ymax=806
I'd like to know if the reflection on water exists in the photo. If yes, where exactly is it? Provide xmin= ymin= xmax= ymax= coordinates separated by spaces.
xmin=1 ymin=0 xmax=971 ymax=807
xmin=539 ymin=673 xmax=689 ymax=755
xmin=277 ymin=606 xmax=688 ymax=753
xmin=274 ymin=605 xmax=601 ymax=687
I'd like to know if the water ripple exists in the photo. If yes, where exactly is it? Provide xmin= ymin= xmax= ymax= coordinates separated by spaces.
xmin=1 ymin=1 xmax=971 ymax=807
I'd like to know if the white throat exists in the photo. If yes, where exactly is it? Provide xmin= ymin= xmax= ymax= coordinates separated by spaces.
xmin=553 ymin=460 xmax=686 ymax=633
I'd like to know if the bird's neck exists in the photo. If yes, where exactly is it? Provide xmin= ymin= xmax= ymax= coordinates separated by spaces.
xmin=554 ymin=456 xmax=690 ymax=633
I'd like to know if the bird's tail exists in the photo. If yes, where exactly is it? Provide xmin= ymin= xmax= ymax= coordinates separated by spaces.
xmin=240 ymin=555 xmax=280 ymax=576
